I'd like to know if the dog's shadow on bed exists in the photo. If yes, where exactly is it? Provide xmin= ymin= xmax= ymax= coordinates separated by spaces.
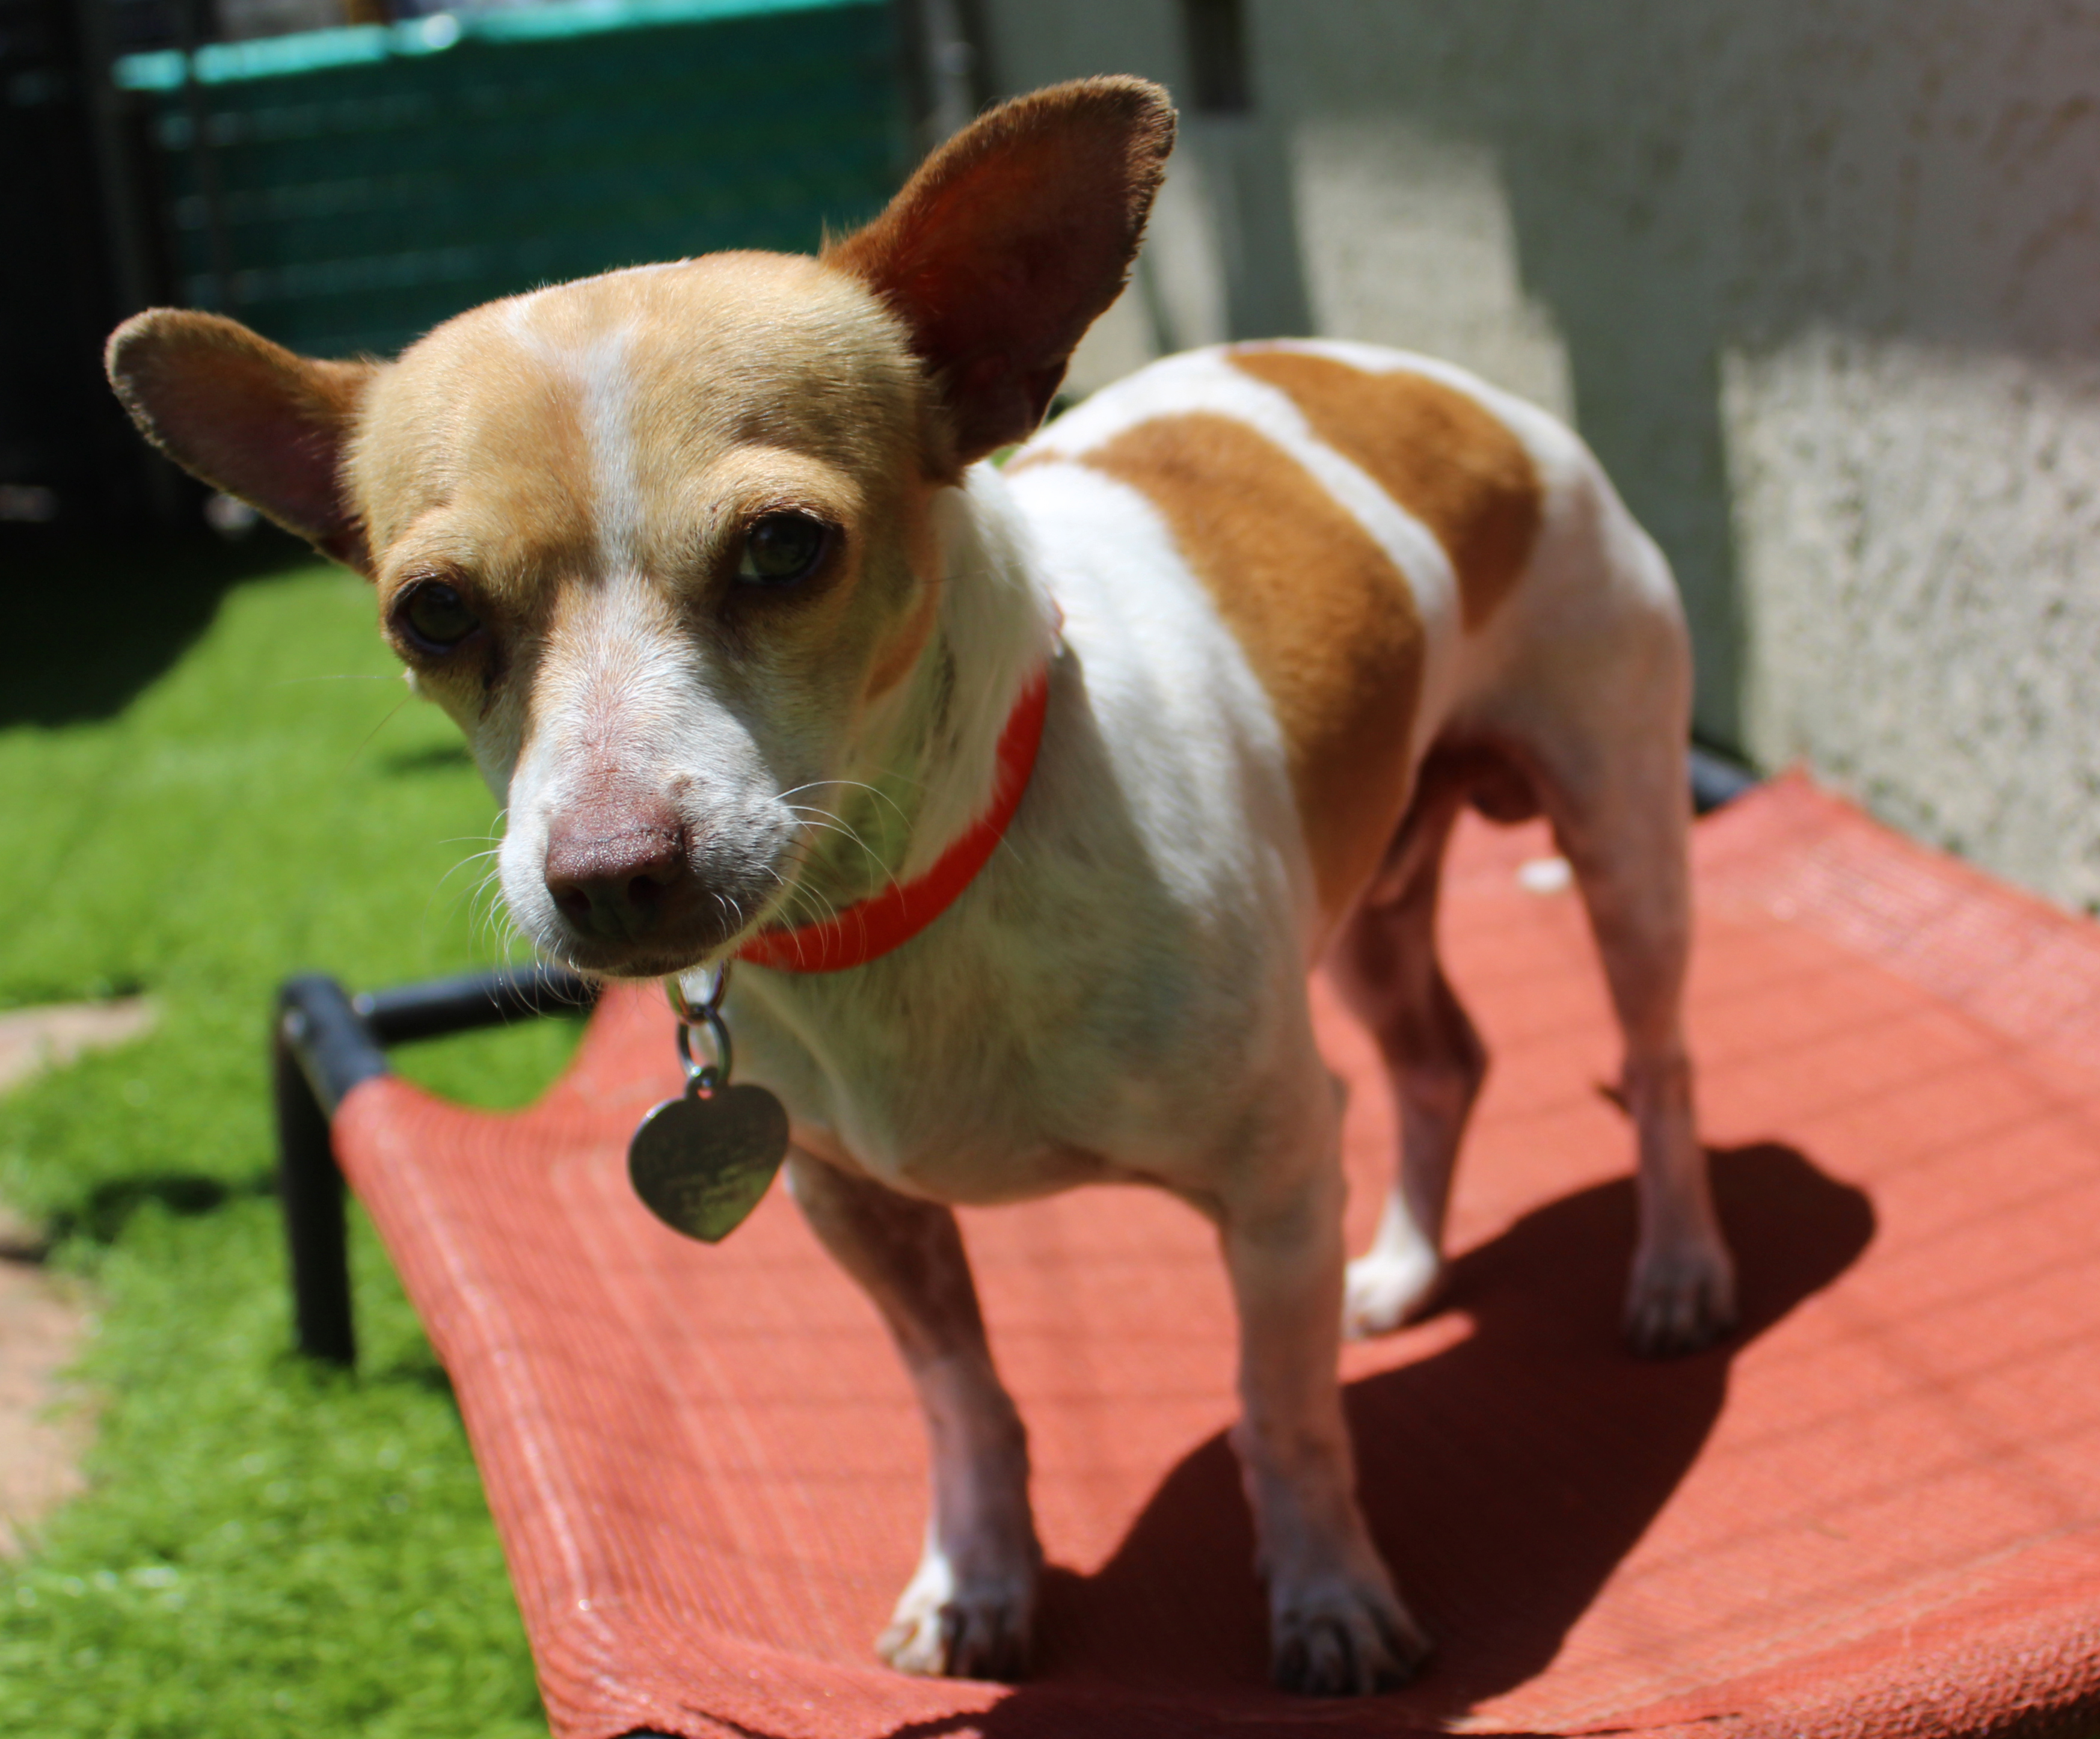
xmin=1017 ymin=1140 xmax=1874 ymax=1716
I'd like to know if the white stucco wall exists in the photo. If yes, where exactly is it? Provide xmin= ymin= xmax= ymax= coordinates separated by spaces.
xmin=975 ymin=0 xmax=2100 ymax=911
xmin=1725 ymin=337 xmax=2100 ymax=912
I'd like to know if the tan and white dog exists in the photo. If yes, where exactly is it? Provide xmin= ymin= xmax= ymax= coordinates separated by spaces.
xmin=107 ymin=77 xmax=1735 ymax=1696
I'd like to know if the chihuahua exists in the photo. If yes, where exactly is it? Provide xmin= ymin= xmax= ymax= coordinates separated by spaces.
xmin=108 ymin=76 xmax=1734 ymax=1696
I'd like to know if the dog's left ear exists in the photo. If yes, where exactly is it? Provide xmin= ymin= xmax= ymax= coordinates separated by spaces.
xmin=827 ymin=76 xmax=1176 ymax=467
xmin=105 ymin=308 xmax=377 ymax=572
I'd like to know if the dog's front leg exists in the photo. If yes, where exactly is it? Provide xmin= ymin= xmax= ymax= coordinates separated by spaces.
xmin=1220 ymin=1155 xmax=1432 ymax=1695
xmin=785 ymin=1150 xmax=1040 ymax=1680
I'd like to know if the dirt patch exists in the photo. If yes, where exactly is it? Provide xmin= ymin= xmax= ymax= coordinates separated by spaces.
xmin=0 ymin=995 xmax=157 ymax=1095
xmin=0 ymin=999 xmax=143 ymax=1553
xmin=0 ymin=1245 xmax=91 ymax=1556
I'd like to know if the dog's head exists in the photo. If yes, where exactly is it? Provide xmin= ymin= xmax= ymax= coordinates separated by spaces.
xmin=107 ymin=78 xmax=1172 ymax=978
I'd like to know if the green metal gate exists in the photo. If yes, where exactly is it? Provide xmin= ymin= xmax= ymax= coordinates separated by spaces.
xmin=115 ymin=0 xmax=905 ymax=360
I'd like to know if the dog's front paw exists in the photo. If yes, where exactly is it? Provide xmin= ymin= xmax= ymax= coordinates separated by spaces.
xmin=1343 ymin=1242 xmax=1444 ymax=1340
xmin=877 ymin=1547 xmax=1036 ymax=1682
xmin=1624 ymin=1236 xmax=1738 ymax=1357
xmin=1270 ymin=1575 xmax=1432 ymax=1697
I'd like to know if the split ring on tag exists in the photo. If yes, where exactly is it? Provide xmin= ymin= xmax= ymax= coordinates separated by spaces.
xmin=627 ymin=965 xmax=790 ymax=1244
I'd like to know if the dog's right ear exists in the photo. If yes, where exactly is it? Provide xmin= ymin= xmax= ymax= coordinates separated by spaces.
xmin=106 ymin=309 xmax=376 ymax=572
xmin=827 ymin=76 xmax=1176 ymax=467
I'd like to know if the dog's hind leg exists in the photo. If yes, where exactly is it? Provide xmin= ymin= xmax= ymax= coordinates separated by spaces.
xmin=1538 ymin=719 xmax=1737 ymax=1355
xmin=1501 ymin=494 xmax=1737 ymax=1356
xmin=1329 ymin=777 xmax=1485 ymax=1340
xmin=785 ymin=1151 xmax=1040 ymax=1679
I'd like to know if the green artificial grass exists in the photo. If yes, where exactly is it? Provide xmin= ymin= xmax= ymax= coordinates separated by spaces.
xmin=0 ymin=535 xmax=585 ymax=1737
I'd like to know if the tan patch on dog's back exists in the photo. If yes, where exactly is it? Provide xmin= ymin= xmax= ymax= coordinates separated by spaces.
xmin=1229 ymin=349 xmax=1542 ymax=631
xmin=1075 ymin=413 xmax=1423 ymax=916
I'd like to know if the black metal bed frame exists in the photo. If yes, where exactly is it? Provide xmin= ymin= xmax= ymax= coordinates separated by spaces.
xmin=270 ymin=747 xmax=1759 ymax=1367
xmin=272 ymin=964 xmax=596 ymax=1365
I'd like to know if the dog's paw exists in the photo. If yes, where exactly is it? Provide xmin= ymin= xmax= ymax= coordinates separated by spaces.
xmin=1624 ymin=1237 xmax=1738 ymax=1357
xmin=1343 ymin=1243 xmax=1444 ymax=1340
xmin=1270 ymin=1577 xmax=1432 ymax=1697
xmin=877 ymin=1548 xmax=1035 ymax=1682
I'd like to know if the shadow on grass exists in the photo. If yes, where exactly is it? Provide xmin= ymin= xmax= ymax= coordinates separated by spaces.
xmin=376 ymin=741 xmax=475 ymax=776
xmin=57 ymin=1171 xmax=274 ymax=1244
xmin=370 ymin=1358 xmax=466 ymax=1416
xmin=267 ymin=1337 xmax=466 ymax=1420
xmin=0 ymin=523 xmax=320 ymax=728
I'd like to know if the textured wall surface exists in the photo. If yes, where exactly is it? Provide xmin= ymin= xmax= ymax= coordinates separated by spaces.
xmin=1727 ymin=337 xmax=2100 ymax=912
xmin=976 ymin=0 xmax=2100 ymax=910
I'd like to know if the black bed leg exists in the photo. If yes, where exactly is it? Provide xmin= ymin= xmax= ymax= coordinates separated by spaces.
xmin=274 ymin=1011 xmax=356 ymax=1367
xmin=267 ymin=963 xmax=591 ymax=1366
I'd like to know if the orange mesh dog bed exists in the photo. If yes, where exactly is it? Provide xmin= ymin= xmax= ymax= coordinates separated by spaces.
xmin=312 ymin=777 xmax=2100 ymax=1738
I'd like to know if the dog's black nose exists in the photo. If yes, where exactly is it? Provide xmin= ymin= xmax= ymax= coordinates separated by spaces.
xmin=544 ymin=806 xmax=688 ymax=941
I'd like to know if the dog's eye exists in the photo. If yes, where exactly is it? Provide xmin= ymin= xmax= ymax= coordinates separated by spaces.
xmin=398 ymin=580 xmax=480 ymax=653
xmin=735 ymin=514 xmax=829 ymax=587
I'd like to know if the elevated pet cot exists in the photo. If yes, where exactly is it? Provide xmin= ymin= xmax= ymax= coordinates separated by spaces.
xmin=272 ymin=771 xmax=2100 ymax=1739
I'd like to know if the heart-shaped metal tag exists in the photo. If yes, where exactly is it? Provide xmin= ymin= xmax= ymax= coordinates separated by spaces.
xmin=628 ymin=1082 xmax=790 ymax=1243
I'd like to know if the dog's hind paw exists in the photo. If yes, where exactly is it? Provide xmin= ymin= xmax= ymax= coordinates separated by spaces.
xmin=1270 ymin=1578 xmax=1432 ymax=1697
xmin=1343 ymin=1243 xmax=1445 ymax=1340
xmin=877 ymin=1551 xmax=1035 ymax=1682
xmin=1624 ymin=1237 xmax=1738 ymax=1357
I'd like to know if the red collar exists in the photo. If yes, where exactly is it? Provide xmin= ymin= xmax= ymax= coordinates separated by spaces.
xmin=735 ymin=667 xmax=1052 ymax=973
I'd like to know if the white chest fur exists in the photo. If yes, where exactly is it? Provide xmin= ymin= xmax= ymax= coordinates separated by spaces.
xmin=723 ymin=461 xmax=1330 ymax=1206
